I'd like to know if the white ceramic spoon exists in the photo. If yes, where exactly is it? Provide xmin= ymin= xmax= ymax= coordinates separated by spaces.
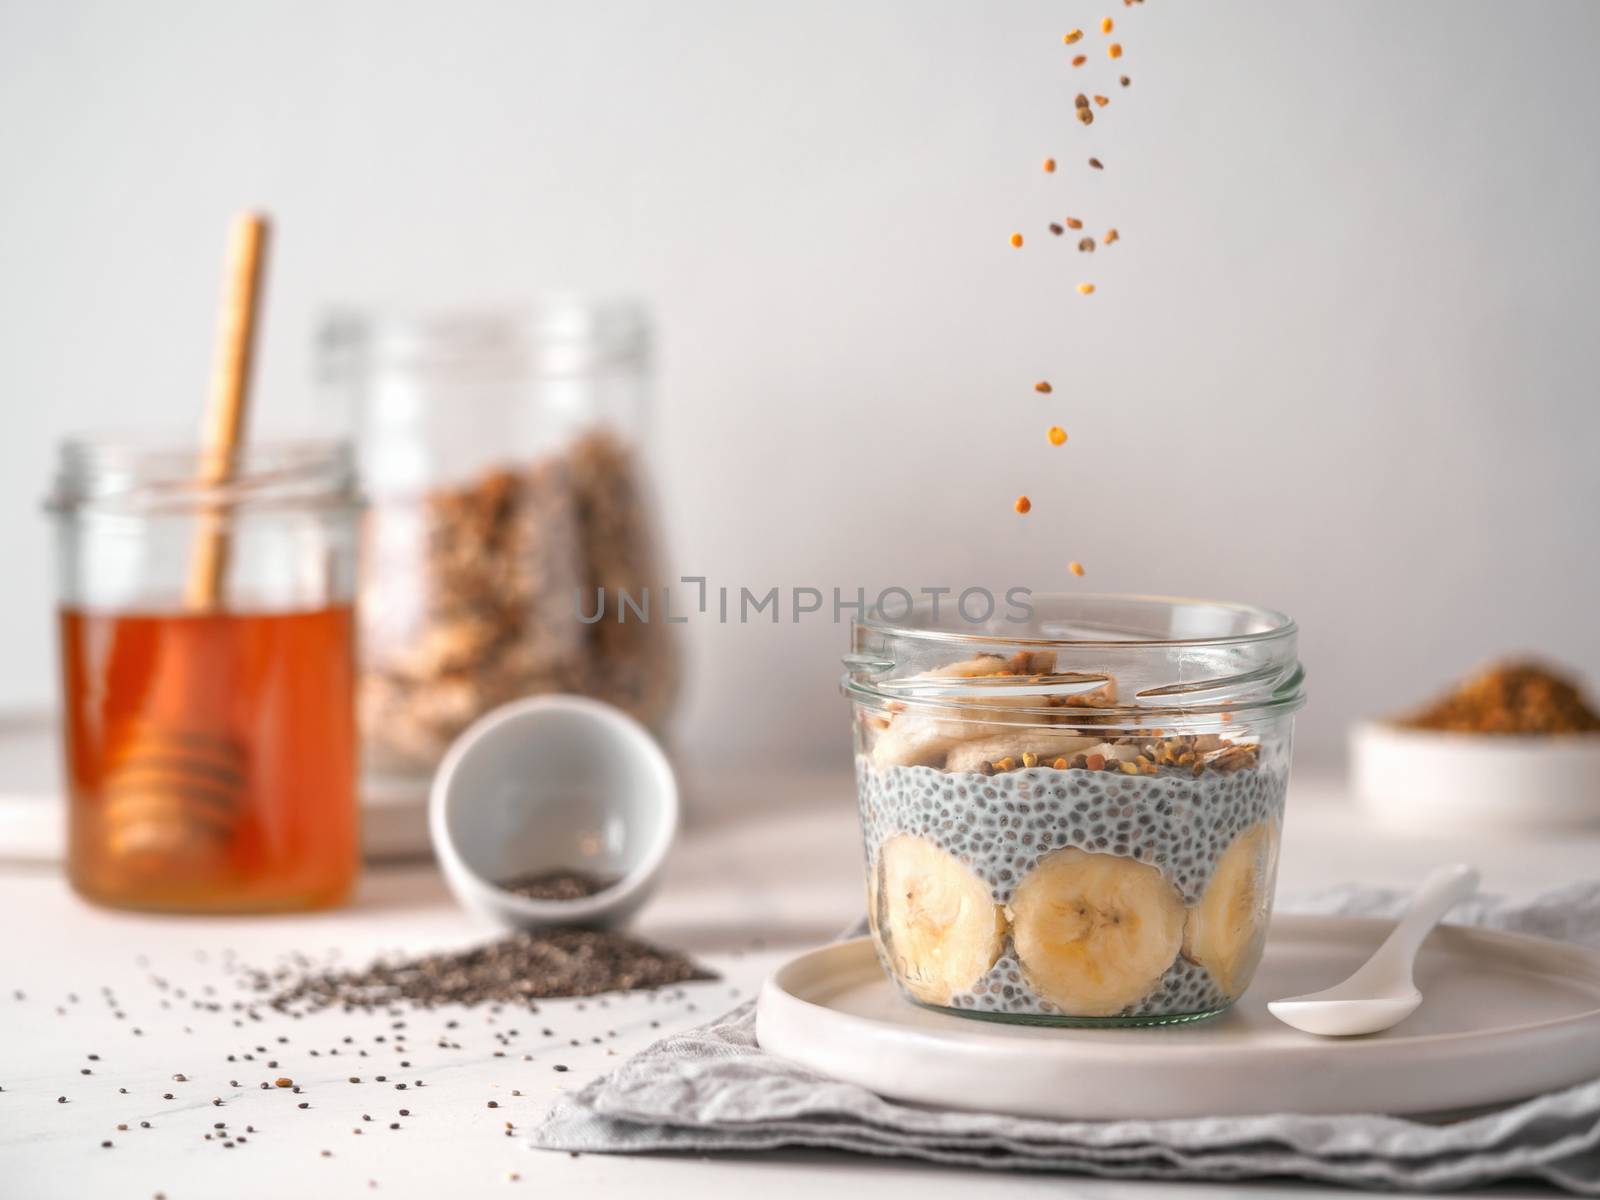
xmin=1268 ymin=863 xmax=1480 ymax=1036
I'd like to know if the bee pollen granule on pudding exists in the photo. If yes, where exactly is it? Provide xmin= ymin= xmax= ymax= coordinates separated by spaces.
xmin=1064 ymin=29 xmax=1083 ymax=45
xmin=1065 ymin=217 xmax=1083 ymax=230
xmin=1014 ymin=496 xmax=1032 ymax=514
xmin=1101 ymin=17 xmax=1114 ymax=33
xmin=1077 ymin=282 xmax=1096 ymax=295
xmin=1010 ymin=232 xmax=1024 ymax=248
xmin=1109 ymin=43 xmax=1123 ymax=58
xmin=1034 ymin=380 xmax=1053 ymax=393
xmin=1043 ymin=157 xmax=1056 ymax=173
xmin=1048 ymin=426 xmax=1067 ymax=446
xmin=1069 ymin=561 xmax=1086 ymax=577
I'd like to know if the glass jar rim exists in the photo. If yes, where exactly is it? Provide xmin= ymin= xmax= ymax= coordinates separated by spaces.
xmin=45 ymin=435 xmax=361 ymax=515
xmin=318 ymin=297 xmax=651 ymax=382
xmin=844 ymin=593 xmax=1305 ymax=724
xmin=856 ymin=592 xmax=1295 ymax=650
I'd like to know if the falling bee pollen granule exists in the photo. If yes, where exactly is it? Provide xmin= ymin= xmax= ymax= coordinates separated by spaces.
xmin=997 ymin=14 xmax=1147 ymax=562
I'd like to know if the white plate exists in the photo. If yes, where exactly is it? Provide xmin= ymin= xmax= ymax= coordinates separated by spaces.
xmin=755 ymin=916 xmax=1600 ymax=1120
xmin=1352 ymin=720 xmax=1600 ymax=832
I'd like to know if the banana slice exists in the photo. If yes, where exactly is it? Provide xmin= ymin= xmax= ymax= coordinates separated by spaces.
xmin=925 ymin=650 xmax=1058 ymax=677
xmin=871 ymin=714 xmax=975 ymax=768
xmin=872 ymin=655 xmax=1109 ymax=767
xmin=925 ymin=654 xmax=1010 ymax=678
xmin=866 ymin=851 xmax=883 ymax=944
xmin=1054 ymin=677 xmax=1118 ymax=709
xmin=1080 ymin=741 xmax=1143 ymax=764
xmin=1183 ymin=820 xmax=1278 ymax=996
xmin=1009 ymin=849 xmax=1185 ymax=1017
xmin=944 ymin=733 xmax=1100 ymax=773
xmin=877 ymin=834 xmax=1005 ymax=1005
xmin=870 ymin=699 xmax=1046 ymax=767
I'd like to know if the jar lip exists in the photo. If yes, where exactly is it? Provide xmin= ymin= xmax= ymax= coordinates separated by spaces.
xmin=855 ymin=593 xmax=1296 ymax=650
xmin=845 ymin=593 xmax=1305 ymax=722
xmin=46 ymin=435 xmax=361 ymax=514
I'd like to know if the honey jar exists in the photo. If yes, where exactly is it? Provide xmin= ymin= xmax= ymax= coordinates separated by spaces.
xmin=47 ymin=438 xmax=362 ymax=912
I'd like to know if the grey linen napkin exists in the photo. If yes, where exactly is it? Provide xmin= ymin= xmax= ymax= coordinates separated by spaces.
xmin=533 ymin=881 xmax=1600 ymax=1193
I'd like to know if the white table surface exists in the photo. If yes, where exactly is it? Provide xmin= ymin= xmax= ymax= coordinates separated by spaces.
xmin=1 ymin=764 xmax=1594 ymax=1200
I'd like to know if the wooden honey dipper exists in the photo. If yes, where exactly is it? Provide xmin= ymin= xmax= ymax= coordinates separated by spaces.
xmin=101 ymin=213 xmax=269 ymax=863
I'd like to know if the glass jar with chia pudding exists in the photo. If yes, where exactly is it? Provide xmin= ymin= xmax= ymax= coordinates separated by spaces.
xmin=844 ymin=595 xmax=1306 ymax=1026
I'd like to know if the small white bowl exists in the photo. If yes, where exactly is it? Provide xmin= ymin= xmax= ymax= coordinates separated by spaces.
xmin=1351 ymin=720 xmax=1600 ymax=833
xmin=429 ymin=694 xmax=678 ymax=928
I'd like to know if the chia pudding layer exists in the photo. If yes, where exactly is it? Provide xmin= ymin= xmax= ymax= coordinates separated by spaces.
xmin=858 ymin=741 xmax=1289 ymax=1023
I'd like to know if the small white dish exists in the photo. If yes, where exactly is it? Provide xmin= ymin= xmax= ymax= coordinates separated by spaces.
xmin=429 ymin=694 xmax=678 ymax=928
xmin=1268 ymin=863 xmax=1478 ymax=1036
xmin=755 ymin=916 xmax=1600 ymax=1120
xmin=1352 ymin=720 xmax=1600 ymax=833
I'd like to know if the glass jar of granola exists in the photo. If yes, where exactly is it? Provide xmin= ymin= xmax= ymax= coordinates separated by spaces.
xmin=844 ymin=594 xmax=1306 ymax=1026
xmin=320 ymin=301 xmax=678 ymax=777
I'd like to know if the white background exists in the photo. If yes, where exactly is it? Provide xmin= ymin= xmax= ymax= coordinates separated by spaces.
xmin=2 ymin=0 xmax=1597 ymax=769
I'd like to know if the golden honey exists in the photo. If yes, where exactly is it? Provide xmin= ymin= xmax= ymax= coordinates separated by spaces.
xmin=60 ymin=606 xmax=358 ymax=912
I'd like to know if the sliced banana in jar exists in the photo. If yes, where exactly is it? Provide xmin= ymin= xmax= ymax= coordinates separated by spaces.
xmin=870 ymin=714 xmax=976 ymax=769
xmin=1183 ymin=820 xmax=1279 ymax=997
xmin=1009 ymin=848 xmax=1186 ymax=1017
xmin=865 ymin=851 xmax=883 ymax=944
xmin=924 ymin=651 xmax=1058 ymax=677
xmin=870 ymin=653 xmax=1100 ymax=767
xmin=943 ymin=733 xmax=1100 ymax=774
xmin=923 ymin=654 xmax=1012 ymax=678
xmin=876 ymin=834 xmax=1005 ymax=1006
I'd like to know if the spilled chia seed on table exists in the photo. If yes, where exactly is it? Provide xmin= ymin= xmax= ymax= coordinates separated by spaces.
xmin=246 ymin=928 xmax=715 ymax=1013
